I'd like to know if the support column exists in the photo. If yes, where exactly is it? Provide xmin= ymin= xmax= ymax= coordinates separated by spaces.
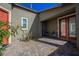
xmin=76 ymin=4 xmax=79 ymax=49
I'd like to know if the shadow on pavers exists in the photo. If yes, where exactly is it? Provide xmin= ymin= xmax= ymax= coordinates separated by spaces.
xmin=33 ymin=38 xmax=79 ymax=56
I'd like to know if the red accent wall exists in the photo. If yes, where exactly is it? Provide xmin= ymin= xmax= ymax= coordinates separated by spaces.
xmin=0 ymin=9 xmax=8 ymax=22
xmin=0 ymin=8 xmax=9 ymax=45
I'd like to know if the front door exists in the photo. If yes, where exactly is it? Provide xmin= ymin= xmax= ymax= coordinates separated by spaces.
xmin=0 ymin=8 xmax=9 ymax=45
xmin=59 ymin=15 xmax=76 ymax=41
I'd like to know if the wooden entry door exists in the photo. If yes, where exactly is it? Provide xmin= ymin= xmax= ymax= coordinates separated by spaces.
xmin=59 ymin=15 xmax=76 ymax=41
xmin=0 ymin=8 xmax=9 ymax=45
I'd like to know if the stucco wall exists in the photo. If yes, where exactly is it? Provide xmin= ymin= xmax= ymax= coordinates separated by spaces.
xmin=47 ymin=18 xmax=57 ymax=33
xmin=0 ymin=3 xmax=12 ymax=10
xmin=12 ymin=6 xmax=39 ymax=40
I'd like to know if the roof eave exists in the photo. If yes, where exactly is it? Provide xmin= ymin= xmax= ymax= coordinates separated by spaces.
xmin=12 ymin=3 xmax=38 ymax=14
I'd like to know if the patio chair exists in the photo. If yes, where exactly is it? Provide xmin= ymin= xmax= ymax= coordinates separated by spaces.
xmin=51 ymin=31 xmax=58 ymax=38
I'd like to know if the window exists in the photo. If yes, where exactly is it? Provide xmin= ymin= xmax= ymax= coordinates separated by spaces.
xmin=69 ymin=17 xmax=76 ymax=37
xmin=21 ymin=17 xmax=28 ymax=30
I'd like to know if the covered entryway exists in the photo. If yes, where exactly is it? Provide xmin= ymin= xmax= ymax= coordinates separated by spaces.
xmin=42 ymin=19 xmax=58 ymax=38
xmin=0 ymin=7 xmax=9 ymax=45
xmin=58 ymin=13 xmax=76 ymax=42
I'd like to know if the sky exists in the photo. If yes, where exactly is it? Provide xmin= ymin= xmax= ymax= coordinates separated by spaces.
xmin=19 ymin=3 xmax=60 ymax=12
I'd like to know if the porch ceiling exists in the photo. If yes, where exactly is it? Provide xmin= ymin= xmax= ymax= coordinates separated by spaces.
xmin=39 ymin=4 xmax=76 ymax=22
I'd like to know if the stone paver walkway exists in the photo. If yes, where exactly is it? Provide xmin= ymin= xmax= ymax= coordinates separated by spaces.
xmin=3 ymin=38 xmax=58 ymax=56
xmin=2 ymin=38 xmax=79 ymax=56
xmin=35 ymin=38 xmax=79 ymax=56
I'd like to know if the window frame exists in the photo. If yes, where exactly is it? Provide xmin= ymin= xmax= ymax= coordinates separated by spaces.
xmin=21 ymin=17 xmax=28 ymax=30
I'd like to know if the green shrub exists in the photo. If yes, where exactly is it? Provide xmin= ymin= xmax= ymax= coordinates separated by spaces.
xmin=10 ymin=25 xmax=19 ymax=36
xmin=0 ymin=46 xmax=5 ymax=56
xmin=0 ymin=21 xmax=8 ymax=28
xmin=0 ymin=21 xmax=10 ymax=55
xmin=20 ymin=32 xmax=33 ymax=41
xmin=0 ymin=30 xmax=10 ymax=45
xmin=25 ymin=32 xmax=33 ymax=41
xmin=0 ymin=21 xmax=10 ymax=45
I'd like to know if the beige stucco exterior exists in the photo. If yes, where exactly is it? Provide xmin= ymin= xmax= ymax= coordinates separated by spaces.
xmin=0 ymin=3 xmax=79 ymax=49
xmin=0 ymin=3 xmax=12 ymax=10
xmin=11 ymin=6 xmax=40 ymax=40
xmin=0 ymin=3 xmax=41 ymax=42
xmin=46 ymin=18 xmax=57 ymax=33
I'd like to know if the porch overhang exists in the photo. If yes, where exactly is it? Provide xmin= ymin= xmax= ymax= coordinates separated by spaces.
xmin=39 ymin=4 xmax=76 ymax=22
